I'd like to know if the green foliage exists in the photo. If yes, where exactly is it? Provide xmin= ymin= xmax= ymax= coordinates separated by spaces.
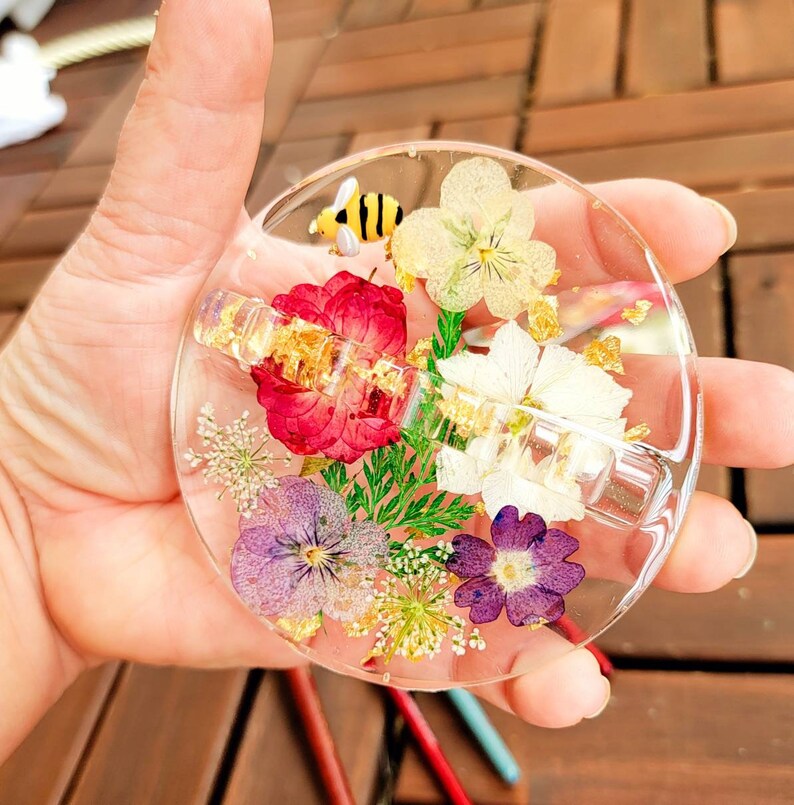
xmin=426 ymin=308 xmax=466 ymax=376
xmin=319 ymin=460 xmax=348 ymax=495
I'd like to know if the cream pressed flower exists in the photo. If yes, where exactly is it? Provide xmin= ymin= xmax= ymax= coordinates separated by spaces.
xmin=391 ymin=157 xmax=557 ymax=318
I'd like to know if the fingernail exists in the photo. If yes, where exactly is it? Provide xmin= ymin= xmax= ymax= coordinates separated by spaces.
xmin=585 ymin=676 xmax=611 ymax=719
xmin=734 ymin=519 xmax=758 ymax=579
xmin=703 ymin=197 xmax=738 ymax=252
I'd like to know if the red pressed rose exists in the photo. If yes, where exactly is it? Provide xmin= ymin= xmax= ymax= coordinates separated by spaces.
xmin=252 ymin=272 xmax=407 ymax=463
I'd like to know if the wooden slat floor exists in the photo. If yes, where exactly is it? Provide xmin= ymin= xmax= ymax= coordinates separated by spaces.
xmin=0 ymin=1 xmax=792 ymax=802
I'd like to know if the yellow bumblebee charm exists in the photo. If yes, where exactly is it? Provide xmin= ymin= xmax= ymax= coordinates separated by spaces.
xmin=308 ymin=177 xmax=404 ymax=257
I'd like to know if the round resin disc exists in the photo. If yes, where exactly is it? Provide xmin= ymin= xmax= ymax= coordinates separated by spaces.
xmin=172 ymin=142 xmax=702 ymax=689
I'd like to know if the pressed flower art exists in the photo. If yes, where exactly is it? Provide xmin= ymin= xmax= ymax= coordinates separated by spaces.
xmin=182 ymin=143 xmax=685 ymax=681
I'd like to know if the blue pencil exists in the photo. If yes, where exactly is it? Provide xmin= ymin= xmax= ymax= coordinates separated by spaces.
xmin=445 ymin=688 xmax=522 ymax=786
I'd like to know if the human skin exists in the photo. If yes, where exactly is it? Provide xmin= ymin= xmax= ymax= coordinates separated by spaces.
xmin=1 ymin=0 xmax=793 ymax=762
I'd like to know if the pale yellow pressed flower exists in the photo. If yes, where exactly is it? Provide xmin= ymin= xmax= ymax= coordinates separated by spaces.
xmin=391 ymin=157 xmax=557 ymax=319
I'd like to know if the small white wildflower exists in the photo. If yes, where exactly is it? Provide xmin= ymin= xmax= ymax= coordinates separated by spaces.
xmin=451 ymin=632 xmax=467 ymax=656
xmin=469 ymin=628 xmax=486 ymax=651
xmin=184 ymin=402 xmax=291 ymax=516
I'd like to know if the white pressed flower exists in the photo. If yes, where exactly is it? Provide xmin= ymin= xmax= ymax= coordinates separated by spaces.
xmin=434 ymin=320 xmax=632 ymax=522
xmin=185 ymin=404 xmax=291 ymax=516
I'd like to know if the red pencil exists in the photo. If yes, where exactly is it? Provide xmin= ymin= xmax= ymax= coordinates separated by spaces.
xmin=556 ymin=614 xmax=614 ymax=677
xmin=386 ymin=686 xmax=473 ymax=805
xmin=285 ymin=667 xmax=355 ymax=805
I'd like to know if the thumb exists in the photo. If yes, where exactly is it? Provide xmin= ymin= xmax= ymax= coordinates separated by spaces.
xmin=80 ymin=0 xmax=272 ymax=284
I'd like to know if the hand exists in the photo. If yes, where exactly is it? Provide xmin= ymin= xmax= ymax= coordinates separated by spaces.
xmin=1 ymin=0 xmax=792 ymax=757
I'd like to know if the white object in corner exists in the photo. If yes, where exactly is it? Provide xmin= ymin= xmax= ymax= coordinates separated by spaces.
xmin=2 ymin=0 xmax=56 ymax=31
xmin=0 ymin=32 xmax=66 ymax=149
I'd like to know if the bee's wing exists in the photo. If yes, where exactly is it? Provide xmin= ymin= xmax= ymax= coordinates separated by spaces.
xmin=331 ymin=177 xmax=359 ymax=213
xmin=336 ymin=224 xmax=361 ymax=257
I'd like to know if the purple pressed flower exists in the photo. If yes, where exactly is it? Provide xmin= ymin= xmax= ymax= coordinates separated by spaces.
xmin=446 ymin=506 xmax=585 ymax=627
xmin=230 ymin=476 xmax=387 ymax=622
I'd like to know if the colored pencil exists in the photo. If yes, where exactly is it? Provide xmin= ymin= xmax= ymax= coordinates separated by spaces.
xmin=386 ymin=686 xmax=473 ymax=805
xmin=445 ymin=688 xmax=521 ymax=785
xmin=557 ymin=614 xmax=614 ymax=677
xmin=285 ymin=667 xmax=355 ymax=805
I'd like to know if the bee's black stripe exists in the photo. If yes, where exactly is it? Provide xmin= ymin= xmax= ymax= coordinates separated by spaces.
xmin=335 ymin=208 xmax=347 ymax=224
xmin=395 ymin=205 xmax=404 ymax=226
xmin=376 ymin=193 xmax=384 ymax=237
xmin=359 ymin=194 xmax=369 ymax=240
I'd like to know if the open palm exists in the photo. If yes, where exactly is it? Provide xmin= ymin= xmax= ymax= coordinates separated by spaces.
xmin=1 ymin=0 xmax=792 ymax=735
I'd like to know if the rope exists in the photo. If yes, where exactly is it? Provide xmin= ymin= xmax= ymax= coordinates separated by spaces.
xmin=37 ymin=16 xmax=156 ymax=70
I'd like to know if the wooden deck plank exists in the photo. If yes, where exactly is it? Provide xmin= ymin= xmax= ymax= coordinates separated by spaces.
xmin=603 ymin=535 xmax=794 ymax=661
xmin=305 ymin=37 xmax=532 ymax=100
xmin=0 ymin=664 xmax=119 ymax=805
xmin=246 ymin=135 xmax=349 ymax=215
xmin=283 ymin=75 xmax=526 ymax=140
xmin=0 ymin=257 xmax=55 ymax=309
xmin=322 ymin=5 xmax=541 ymax=64
xmin=543 ymin=129 xmax=794 ymax=192
xmin=68 ymin=666 xmax=248 ymax=805
xmin=716 ymin=0 xmax=794 ymax=83
xmin=348 ymin=125 xmax=434 ymax=153
xmin=271 ymin=0 xmax=346 ymax=40
xmin=262 ymin=37 xmax=328 ymax=144
xmin=624 ymin=0 xmax=710 ymax=94
xmin=0 ymin=173 xmax=51 ymax=241
xmin=33 ymin=0 xmax=158 ymax=43
xmin=406 ymin=0 xmax=473 ymax=20
xmin=342 ymin=0 xmax=412 ymax=29
xmin=224 ymin=670 xmax=387 ymax=805
xmin=713 ymin=186 xmax=794 ymax=252
xmin=395 ymin=670 xmax=794 ymax=804
xmin=437 ymin=115 xmax=520 ymax=149
xmin=729 ymin=252 xmax=794 ymax=524
xmin=523 ymin=79 xmax=794 ymax=154
xmin=32 ymin=164 xmax=112 ymax=211
xmin=534 ymin=0 xmax=622 ymax=107
xmin=0 ymin=207 xmax=94 ymax=261
xmin=62 ymin=65 xmax=144 ymax=168
xmin=0 ymin=312 xmax=20 ymax=345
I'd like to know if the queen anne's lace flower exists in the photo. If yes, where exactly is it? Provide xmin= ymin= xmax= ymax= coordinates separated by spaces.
xmin=185 ymin=403 xmax=291 ymax=516
xmin=391 ymin=157 xmax=557 ymax=318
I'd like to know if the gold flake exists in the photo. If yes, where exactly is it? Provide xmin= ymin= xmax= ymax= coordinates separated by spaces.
xmin=527 ymin=294 xmax=563 ymax=342
xmin=527 ymin=617 xmax=550 ymax=631
xmin=624 ymin=423 xmax=651 ymax=442
xmin=583 ymin=335 xmax=624 ymax=375
xmin=406 ymin=336 xmax=433 ymax=369
xmin=547 ymin=267 xmax=562 ymax=286
xmin=572 ymin=285 xmax=581 ymax=293
xmin=277 ymin=614 xmax=322 ymax=642
xmin=395 ymin=262 xmax=416 ymax=294
xmin=353 ymin=358 xmax=407 ymax=397
xmin=328 ymin=243 xmax=342 ymax=257
xmin=621 ymin=299 xmax=653 ymax=326
xmin=474 ymin=501 xmax=486 ymax=516
xmin=300 ymin=456 xmax=336 ymax=477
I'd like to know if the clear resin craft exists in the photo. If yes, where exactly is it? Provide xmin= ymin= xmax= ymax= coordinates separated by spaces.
xmin=172 ymin=143 xmax=702 ymax=689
